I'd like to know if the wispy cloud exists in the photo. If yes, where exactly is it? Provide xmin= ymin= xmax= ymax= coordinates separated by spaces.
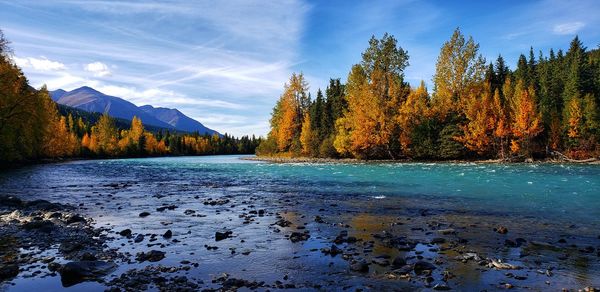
xmin=12 ymin=56 xmax=66 ymax=71
xmin=553 ymin=22 xmax=585 ymax=35
xmin=84 ymin=61 xmax=112 ymax=77
xmin=1 ymin=0 xmax=309 ymax=136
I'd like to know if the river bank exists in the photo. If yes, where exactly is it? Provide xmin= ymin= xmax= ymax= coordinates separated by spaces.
xmin=245 ymin=155 xmax=600 ymax=164
xmin=1 ymin=156 xmax=599 ymax=291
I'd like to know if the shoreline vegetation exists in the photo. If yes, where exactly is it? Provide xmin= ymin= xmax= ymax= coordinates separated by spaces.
xmin=0 ymin=29 xmax=260 ymax=167
xmin=244 ymin=154 xmax=600 ymax=164
xmin=256 ymin=28 xmax=600 ymax=163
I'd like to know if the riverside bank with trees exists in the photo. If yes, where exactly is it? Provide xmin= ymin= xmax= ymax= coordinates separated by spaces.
xmin=258 ymin=28 xmax=600 ymax=161
xmin=0 ymin=30 xmax=260 ymax=165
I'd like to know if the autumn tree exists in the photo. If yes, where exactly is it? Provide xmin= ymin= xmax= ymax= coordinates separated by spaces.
xmin=300 ymin=112 xmax=318 ymax=156
xmin=118 ymin=116 xmax=145 ymax=155
xmin=397 ymin=81 xmax=429 ymax=155
xmin=334 ymin=33 xmax=409 ymax=159
xmin=93 ymin=113 xmax=119 ymax=156
xmin=456 ymin=84 xmax=495 ymax=156
xmin=509 ymin=81 xmax=543 ymax=157
xmin=432 ymin=28 xmax=486 ymax=119
xmin=264 ymin=73 xmax=310 ymax=154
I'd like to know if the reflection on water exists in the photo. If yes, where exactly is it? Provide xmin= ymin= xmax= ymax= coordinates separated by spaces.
xmin=0 ymin=155 xmax=599 ymax=290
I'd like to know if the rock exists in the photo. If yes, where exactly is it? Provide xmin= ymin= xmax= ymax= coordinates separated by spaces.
xmin=184 ymin=209 xmax=196 ymax=215
xmin=0 ymin=195 xmax=23 ymax=208
xmin=372 ymin=257 xmax=390 ymax=266
xmin=432 ymin=283 xmax=451 ymax=290
xmin=156 ymin=205 xmax=177 ymax=212
xmin=329 ymin=244 xmax=342 ymax=256
xmin=139 ymin=212 xmax=150 ymax=217
xmin=490 ymin=259 xmax=520 ymax=270
xmin=495 ymin=226 xmax=508 ymax=234
xmin=413 ymin=261 xmax=436 ymax=274
xmin=289 ymin=232 xmax=310 ymax=243
xmin=134 ymin=234 xmax=144 ymax=243
xmin=163 ymin=230 xmax=172 ymax=239
xmin=80 ymin=252 xmax=97 ymax=261
xmin=314 ymin=215 xmax=324 ymax=223
xmin=26 ymin=199 xmax=64 ymax=211
xmin=215 ymin=231 xmax=233 ymax=241
xmin=431 ymin=237 xmax=446 ymax=244
xmin=58 ymin=261 xmax=116 ymax=287
xmin=119 ymin=229 xmax=132 ymax=237
xmin=65 ymin=214 xmax=86 ymax=224
xmin=22 ymin=220 xmax=56 ymax=232
xmin=392 ymin=256 xmax=406 ymax=268
xmin=436 ymin=228 xmax=456 ymax=235
xmin=350 ymin=260 xmax=369 ymax=273
xmin=136 ymin=250 xmax=165 ymax=262
xmin=0 ymin=264 xmax=19 ymax=280
xmin=47 ymin=262 xmax=61 ymax=272
xmin=274 ymin=219 xmax=292 ymax=228
xmin=505 ymin=239 xmax=517 ymax=247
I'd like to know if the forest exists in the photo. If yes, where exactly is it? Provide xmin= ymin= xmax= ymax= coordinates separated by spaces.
xmin=258 ymin=28 xmax=600 ymax=161
xmin=0 ymin=30 xmax=260 ymax=165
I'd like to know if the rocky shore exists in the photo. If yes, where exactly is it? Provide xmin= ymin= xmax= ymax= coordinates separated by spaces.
xmin=2 ymin=189 xmax=599 ymax=291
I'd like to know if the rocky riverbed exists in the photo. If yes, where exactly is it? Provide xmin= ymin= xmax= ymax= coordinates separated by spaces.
xmin=1 ymin=190 xmax=599 ymax=291
xmin=1 ymin=157 xmax=599 ymax=291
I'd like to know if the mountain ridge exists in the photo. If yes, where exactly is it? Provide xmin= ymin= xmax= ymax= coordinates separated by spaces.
xmin=50 ymin=86 xmax=219 ymax=135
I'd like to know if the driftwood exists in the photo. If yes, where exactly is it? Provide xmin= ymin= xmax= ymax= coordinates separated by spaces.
xmin=549 ymin=151 xmax=599 ymax=163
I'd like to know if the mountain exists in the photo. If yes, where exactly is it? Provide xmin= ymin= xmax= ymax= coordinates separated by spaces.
xmin=50 ymin=86 xmax=218 ymax=135
xmin=140 ymin=105 xmax=218 ymax=135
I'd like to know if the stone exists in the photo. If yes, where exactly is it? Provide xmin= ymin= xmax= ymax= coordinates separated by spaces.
xmin=431 ymin=237 xmax=446 ymax=244
xmin=372 ymin=257 xmax=390 ymax=266
xmin=215 ymin=231 xmax=233 ymax=241
xmin=136 ymin=250 xmax=165 ymax=262
xmin=134 ymin=234 xmax=144 ymax=243
xmin=289 ymin=232 xmax=310 ymax=243
xmin=413 ymin=261 xmax=436 ymax=274
xmin=432 ymin=283 xmax=451 ymax=290
xmin=22 ymin=220 xmax=55 ymax=232
xmin=163 ymin=230 xmax=173 ymax=239
xmin=350 ymin=260 xmax=369 ymax=273
xmin=392 ymin=256 xmax=406 ymax=268
xmin=65 ymin=214 xmax=86 ymax=224
xmin=139 ymin=212 xmax=150 ymax=217
xmin=59 ymin=261 xmax=116 ymax=287
xmin=0 ymin=264 xmax=19 ymax=280
xmin=119 ymin=229 xmax=132 ymax=237
xmin=495 ymin=226 xmax=508 ymax=234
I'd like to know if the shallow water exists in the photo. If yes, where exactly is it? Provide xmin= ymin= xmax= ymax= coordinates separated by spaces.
xmin=1 ymin=155 xmax=599 ymax=290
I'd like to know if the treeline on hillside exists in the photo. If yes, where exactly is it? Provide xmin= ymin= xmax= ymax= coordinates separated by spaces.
xmin=258 ymin=28 xmax=600 ymax=160
xmin=0 ymin=30 xmax=260 ymax=164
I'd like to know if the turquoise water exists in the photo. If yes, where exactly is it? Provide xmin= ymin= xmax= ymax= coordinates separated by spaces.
xmin=2 ymin=155 xmax=599 ymax=225
xmin=1 ymin=155 xmax=600 ymax=290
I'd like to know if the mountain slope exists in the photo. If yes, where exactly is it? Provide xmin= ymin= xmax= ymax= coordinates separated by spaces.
xmin=139 ymin=105 xmax=218 ymax=135
xmin=50 ymin=86 xmax=218 ymax=135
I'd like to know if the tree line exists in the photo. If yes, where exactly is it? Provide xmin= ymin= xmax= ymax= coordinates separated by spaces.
xmin=258 ymin=28 xmax=600 ymax=160
xmin=0 ymin=30 xmax=260 ymax=165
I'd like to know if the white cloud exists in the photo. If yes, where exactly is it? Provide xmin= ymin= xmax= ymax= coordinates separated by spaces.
xmin=553 ymin=22 xmax=585 ymax=35
xmin=84 ymin=61 xmax=112 ymax=77
xmin=13 ymin=56 xmax=66 ymax=71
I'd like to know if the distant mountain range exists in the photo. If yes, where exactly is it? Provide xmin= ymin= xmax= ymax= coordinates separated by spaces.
xmin=50 ymin=86 xmax=218 ymax=135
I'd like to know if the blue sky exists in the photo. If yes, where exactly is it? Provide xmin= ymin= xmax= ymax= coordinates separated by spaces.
xmin=1 ymin=0 xmax=598 ymax=136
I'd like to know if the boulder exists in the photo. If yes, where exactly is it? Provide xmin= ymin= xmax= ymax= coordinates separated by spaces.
xmin=136 ymin=250 xmax=165 ymax=262
xmin=59 ymin=261 xmax=116 ymax=287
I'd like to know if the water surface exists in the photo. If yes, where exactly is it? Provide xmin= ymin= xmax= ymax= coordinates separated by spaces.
xmin=1 ymin=155 xmax=599 ymax=290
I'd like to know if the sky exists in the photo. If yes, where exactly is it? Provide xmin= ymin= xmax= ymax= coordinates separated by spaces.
xmin=1 ymin=0 xmax=599 ymax=136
